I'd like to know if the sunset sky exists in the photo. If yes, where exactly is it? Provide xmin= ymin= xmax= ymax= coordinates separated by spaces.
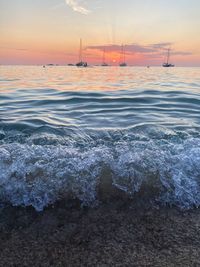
xmin=0 ymin=0 xmax=200 ymax=66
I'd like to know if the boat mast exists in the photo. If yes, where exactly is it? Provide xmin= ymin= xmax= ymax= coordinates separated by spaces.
xmin=79 ymin=38 xmax=82 ymax=62
xmin=123 ymin=45 xmax=126 ymax=63
xmin=167 ymin=48 xmax=170 ymax=64
xmin=120 ymin=44 xmax=124 ymax=63
xmin=120 ymin=44 xmax=126 ymax=63
xmin=102 ymin=48 xmax=105 ymax=64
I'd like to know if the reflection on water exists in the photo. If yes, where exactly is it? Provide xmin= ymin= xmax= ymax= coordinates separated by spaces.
xmin=1 ymin=66 xmax=200 ymax=131
xmin=1 ymin=66 xmax=200 ymax=93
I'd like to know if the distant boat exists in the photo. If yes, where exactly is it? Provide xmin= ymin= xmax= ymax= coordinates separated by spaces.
xmin=101 ymin=48 xmax=109 ymax=66
xmin=162 ymin=48 xmax=175 ymax=67
xmin=119 ymin=44 xmax=127 ymax=67
xmin=46 ymin=64 xmax=59 ymax=66
xmin=76 ymin=39 xmax=88 ymax=67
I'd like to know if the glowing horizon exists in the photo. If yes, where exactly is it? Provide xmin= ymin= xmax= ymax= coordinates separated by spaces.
xmin=1 ymin=0 xmax=200 ymax=66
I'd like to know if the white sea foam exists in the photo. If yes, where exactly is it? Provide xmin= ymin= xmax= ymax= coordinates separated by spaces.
xmin=0 ymin=137 xmax=200 ymax=211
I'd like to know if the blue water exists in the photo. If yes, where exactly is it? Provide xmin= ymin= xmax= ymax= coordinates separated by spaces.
xmin=1 ymin=66 xmax=200 ymax=211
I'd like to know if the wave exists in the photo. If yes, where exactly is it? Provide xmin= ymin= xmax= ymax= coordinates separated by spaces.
xmin=1 ymin=136 xmax=200 ymax=211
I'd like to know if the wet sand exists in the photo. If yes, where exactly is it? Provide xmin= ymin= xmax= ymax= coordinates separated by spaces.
xmin=0 ymin=200 xmax=200 ymax=267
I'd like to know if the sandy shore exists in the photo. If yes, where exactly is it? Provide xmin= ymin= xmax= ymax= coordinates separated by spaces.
xmin=0 ymin=200 xmax=200 ymax=267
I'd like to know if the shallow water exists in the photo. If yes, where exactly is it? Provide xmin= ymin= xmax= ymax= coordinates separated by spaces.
xmin=0 ymin=66 xmax=200 ymax=210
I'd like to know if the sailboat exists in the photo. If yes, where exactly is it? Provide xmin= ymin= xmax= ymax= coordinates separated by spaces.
xmin=119 ymin=44 xmax=127 ymax=67
xmin=162 ymin=48 xmax=175 ymax=67
xmin=76 ymin=39 xmax=88 ymax=67
xmin=101 ymin=48 xmax=109 ymax=66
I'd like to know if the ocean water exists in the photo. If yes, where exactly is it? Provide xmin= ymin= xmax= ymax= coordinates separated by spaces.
xmin=1 ymin=66 xmax=200 ymax=211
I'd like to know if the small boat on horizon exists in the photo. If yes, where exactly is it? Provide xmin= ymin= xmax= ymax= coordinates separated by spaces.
xmin=119 ymin=44 xmax=127 ymax=67
xmin=76 ymin=39 xmax=88 ymax=67
xmin=162 ymin=48 xmax=175 ymax=67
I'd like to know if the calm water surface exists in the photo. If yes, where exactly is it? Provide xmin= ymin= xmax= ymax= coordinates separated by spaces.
xmin=1 ymin=66 xmax=200 ymax=210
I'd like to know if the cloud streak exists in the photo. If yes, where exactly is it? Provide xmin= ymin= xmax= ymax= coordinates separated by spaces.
xmin=87 ymin=43 xmax=192 ymax=58
xmin=0 ymin=47 xmax=29 ymax=51
xmin=65 ymin=0 xmax=91 ymax=15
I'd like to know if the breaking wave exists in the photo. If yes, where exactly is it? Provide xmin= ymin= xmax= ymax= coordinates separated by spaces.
xmin=1 ymin=135 xmax=200 ymax=211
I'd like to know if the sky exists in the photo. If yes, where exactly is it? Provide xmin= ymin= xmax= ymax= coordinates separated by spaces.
xmin=0 ymin=0 xmax=200 ymax=66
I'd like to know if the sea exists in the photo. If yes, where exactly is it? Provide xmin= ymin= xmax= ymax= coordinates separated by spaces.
xmin=0 ymin=66 xmax=200 ymax=211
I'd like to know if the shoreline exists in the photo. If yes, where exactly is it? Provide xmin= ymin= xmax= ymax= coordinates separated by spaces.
xmin=0 ymin=200 xmax=200 ymax=266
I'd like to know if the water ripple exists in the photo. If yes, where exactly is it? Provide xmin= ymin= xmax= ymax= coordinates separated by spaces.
xmin=0 ymin=66 xmax=200 ymax=210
